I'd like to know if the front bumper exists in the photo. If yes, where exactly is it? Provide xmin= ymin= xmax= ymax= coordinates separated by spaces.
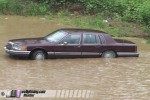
xmin=4 ymin=47 xmax=30 ymax=56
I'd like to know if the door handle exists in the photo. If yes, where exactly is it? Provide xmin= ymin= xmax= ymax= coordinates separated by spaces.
xmin=74 ymin=45 xmax=81 ymax=48
xmin=95 ymin=46 xmax=100 ymax=48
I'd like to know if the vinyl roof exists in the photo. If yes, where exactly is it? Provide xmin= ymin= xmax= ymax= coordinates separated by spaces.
xmin=58 ymin=28 xmax=107 ymax=34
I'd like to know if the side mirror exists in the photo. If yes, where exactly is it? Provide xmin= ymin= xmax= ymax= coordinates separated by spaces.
xmin=63 ymin=42 xmax=68 ymax=45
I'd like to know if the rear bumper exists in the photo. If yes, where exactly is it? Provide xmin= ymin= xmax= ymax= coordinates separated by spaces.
xmin=4 ymin=47 xmax=30 ymax=56
xmin=117 ymin=52 xmax=139 ymax=57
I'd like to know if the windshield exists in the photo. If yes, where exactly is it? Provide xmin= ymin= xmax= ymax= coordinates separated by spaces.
xmin=45 ymin=30 xmax=68 ymax=42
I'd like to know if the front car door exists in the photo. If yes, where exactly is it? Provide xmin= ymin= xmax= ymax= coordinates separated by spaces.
xmin=81 ymin=33 xmax=102 ymax=57
xmin=54 ymin=33 xmax=82 ymax=57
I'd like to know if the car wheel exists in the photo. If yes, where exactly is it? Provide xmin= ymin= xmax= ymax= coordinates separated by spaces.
xmin=31 ymin=50 xmax=46 ymax=60
xmin=102 ymin=51 xmax=116 ymax=58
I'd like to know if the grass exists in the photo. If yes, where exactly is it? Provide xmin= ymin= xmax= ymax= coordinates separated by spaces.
xmin=141 ymin=25 xmax=150 ymax=34
xmin=147 ymin=39 xmax=150 ymax=44
xmin=53 ymin=12 xmax=149 ymax=37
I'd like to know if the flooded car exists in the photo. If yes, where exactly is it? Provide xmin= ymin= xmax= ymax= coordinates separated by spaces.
xmin=4 ymin=28 xmax=139 ymax=60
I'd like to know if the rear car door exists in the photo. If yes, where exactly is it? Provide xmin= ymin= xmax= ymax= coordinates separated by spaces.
xmin=81 ymin=33 xmax=101 ymax=57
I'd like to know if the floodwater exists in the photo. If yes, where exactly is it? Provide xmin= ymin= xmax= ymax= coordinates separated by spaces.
xmin=0 ymin=15 xmax=150 ymax=100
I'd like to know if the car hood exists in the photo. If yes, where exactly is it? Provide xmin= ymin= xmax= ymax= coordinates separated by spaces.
xmin=9 ymin=37 xmax=51 ymax=45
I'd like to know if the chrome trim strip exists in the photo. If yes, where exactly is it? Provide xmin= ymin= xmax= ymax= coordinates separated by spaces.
xmin=4 ymin=47 xmax=30 ymax=55
xmin=48 ymin=52 xmax=101 ymax=56
xmin=82 ymin=52 xmax=101 ymax=55
xmin=48 ymin=52 xmax=54 ymax=55
xmin=55 ymin=52 xmax=81 ymax=55
xmin=123 ymin=44 xmax=137 ymax=46
xmin=117 ymin=52 xmax=139 ymax=57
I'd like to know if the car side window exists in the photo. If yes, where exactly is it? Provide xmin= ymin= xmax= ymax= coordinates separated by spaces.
xmin=99 ymin=35 xmax=105 ymax=44
xmin=60 ymin=34 xmax=81 ymax=44
xmin=83 ymin=34 xmax=100 ymax=44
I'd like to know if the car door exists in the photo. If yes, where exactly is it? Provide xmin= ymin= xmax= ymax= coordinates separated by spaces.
xmin=54 ymin=33 xmax=82 ymax=57
xmin=81 ymin=33 xmax=102 ymax=57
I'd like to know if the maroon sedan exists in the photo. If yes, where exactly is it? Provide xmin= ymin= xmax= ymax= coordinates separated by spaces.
xmin=4 ymin=28 xmax=139 ymax=60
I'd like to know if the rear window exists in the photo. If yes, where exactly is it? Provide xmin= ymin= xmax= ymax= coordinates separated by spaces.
xmin=99 ymin=35 xmax=106 ymax=44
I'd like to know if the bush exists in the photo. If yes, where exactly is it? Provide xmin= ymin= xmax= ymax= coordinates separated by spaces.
xmin=57 ymin=10 xmax=71 ymax=17
xmin=0 ymin=0 xmax=8 ymax=14
xmin=138 ymin=1 xmax=150 ymax=25
xmin=0 ymin=0 xmax=51 ymax=15
xmin=24 ymin=2 xmax=50 ymax=16
xmin=0 ymin=0 xmax=150 ymax=27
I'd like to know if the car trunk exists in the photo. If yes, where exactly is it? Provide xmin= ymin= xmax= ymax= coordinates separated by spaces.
xmin=114 ymin=39 xmax=137 ymax=52
xmin=114 ymin=39 xmax=135 ymax=44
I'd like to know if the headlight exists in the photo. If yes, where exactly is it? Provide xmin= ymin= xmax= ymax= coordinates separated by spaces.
xmin=12 ymin=44 xmax=21 ymax=50
xmin=12 ymin=44 xmax=27 ymax=51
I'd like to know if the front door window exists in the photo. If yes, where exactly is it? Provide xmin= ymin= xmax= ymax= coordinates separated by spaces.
xmin=60 ymin=34 xmax=81 ymax=44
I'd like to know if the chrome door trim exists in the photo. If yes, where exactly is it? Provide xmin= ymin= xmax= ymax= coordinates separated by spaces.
xmin=48 ymin=52 xmax=101 ymax=56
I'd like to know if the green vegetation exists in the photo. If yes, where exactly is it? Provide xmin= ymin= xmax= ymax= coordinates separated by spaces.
xmin=0 ymin=0 xmax=51 ymax=15
xmin=0 ymin=0 xmax=150 ymax=25
xmin=0 ymin=0 xmax=149 ymax=38
xmin=59 ymin=15 xmax=105 ymax=28
xmin=147 ymin=39 xmax=150 ymax=44
xmin=55 ymin=14 xmax=143 ymax=37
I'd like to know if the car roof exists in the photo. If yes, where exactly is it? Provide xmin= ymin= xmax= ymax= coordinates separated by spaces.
xmin=58 ymin=28 xmax=107 ymax=34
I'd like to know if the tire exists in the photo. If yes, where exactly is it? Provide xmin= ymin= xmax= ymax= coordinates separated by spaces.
xmin=102 ymin=51 xmax=116 ymax=58
xmin=31 ymin=50 xmax=46 ymax=60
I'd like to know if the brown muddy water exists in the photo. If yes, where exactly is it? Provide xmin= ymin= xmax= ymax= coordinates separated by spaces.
xmin=0 ymin=15 xmax=150 ymax=100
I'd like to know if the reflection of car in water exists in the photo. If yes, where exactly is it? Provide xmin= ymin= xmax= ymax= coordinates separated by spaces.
xmin=4 ymin=28 xmax=139 ymax=60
